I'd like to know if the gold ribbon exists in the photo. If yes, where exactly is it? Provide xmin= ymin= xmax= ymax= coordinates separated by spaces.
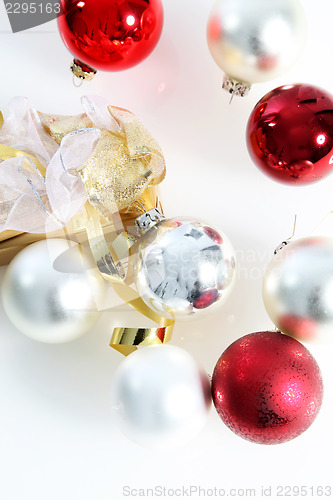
xmin=111 ymin=327 xmax=173 ymax=356
xmin=0 ymin=110 xmax=44 ymax=175
xmin=76 ymin=107 xmax=165 ymax=220
xmin=69 ymin=105 xmax=174 ymax=355
xmin=38 ymin=111 xmax=93 ymax=145
xmin=38 ymin=105 xmax=166 ymax=219
xmin=73 ymin=202 xmax=174 ymax=356
xmin=0 ymin=144 xmax=46 ymax=176
xmin=0 ymin=104 xmax=174 ymax=355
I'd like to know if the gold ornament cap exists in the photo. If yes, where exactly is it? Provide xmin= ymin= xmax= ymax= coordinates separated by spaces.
xmin=70 ymin=59 xmax=97 ymax=81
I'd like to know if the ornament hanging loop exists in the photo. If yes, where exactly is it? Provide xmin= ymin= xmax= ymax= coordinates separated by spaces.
xmin=72 ymin=74 xmax=83 ymax=88
xmin=274 ymin=214 xmax=297 ymax=254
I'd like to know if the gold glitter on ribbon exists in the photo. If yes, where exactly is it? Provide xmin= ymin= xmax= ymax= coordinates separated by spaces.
xmin=38 ymin=112 xmax=93 ymax=145
xmin=77 ymin=106 xmax=166 ymax=219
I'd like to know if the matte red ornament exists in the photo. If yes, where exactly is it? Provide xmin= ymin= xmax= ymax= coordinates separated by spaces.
xmin=246 ymin=84 xmax=333 ymax=184
xmin=58 ymin=0 xmax=163 ymax=76
xmin=212 ymin=331 xmax=323 ymax=444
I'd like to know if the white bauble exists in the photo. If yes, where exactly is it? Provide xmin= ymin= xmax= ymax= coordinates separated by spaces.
xmin=110 ymin=345 xmax=211 ymax=449
xmin=2 ymin=238 xmax=106 ymax=343
xmin=207 ymin=0 xmax=307 ymax=89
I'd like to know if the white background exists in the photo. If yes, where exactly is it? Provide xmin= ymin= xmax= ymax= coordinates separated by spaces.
xmin=0 ymin=1 xmax=333 ymax=499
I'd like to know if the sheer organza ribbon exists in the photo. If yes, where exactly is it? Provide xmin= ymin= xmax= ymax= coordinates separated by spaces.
xmin=0 ymin=95 xmax=165 ymax=233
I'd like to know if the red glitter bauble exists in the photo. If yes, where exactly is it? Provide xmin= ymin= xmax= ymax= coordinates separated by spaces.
xmin=58 ymin=0 xmax=163 ymax=72
xmin=212 ymin=331 xmax=323 ymax=444
xmin=246 ymin=84 xmax=333 ymax=184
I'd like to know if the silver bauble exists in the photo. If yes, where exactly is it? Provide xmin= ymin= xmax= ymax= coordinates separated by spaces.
xmin=207 ymin=0 xmax=307 ymax=91
xmin=135 ymin=217 xmax=236 ymax=318
xmin=110 ymin=345 xmax=211 ymax=449
xmin=263 ymin=237 xmax=333 ymax=343
xmin=2 ymin=239 xmax=106 ymax=343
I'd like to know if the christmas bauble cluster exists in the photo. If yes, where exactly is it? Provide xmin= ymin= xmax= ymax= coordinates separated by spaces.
xmin=2 ymin=219 xmax=325 ymax=448
xmin=110 ymin=329 xmax=323 ymax=447
xmin=206 ymin=1 xmax=333 ymax=183
xmin=1 ymin=219 xmax=236 ymax=449
xmin=1 ymin=0 xmax=331 ymax=453
xmin=2 ymin=218 xmax=236 ymax=343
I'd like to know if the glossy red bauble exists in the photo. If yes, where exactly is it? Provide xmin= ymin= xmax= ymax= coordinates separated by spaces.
xmin=58 ymin=0 xmax=163 ymax=72
xmin=212 ymin=331 xmax=323 ymax=444
xmin=247 ymin=84 xmax=333 ymax=184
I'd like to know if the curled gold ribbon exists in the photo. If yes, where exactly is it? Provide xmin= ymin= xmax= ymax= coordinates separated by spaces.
xmin=110 ymin=327 xmax=173 ymax=356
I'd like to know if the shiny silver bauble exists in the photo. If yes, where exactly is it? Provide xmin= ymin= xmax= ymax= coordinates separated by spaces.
xmin=110 ymin=345 xmax=211 ymax=449
xmin=207 ymin=0 xmax=307 ymax=86
xmin=135 ymin=217 xmax=236 ymax=318
xmin=263 ymin=237 xmax=333 ymax=343
xmin=2 ymin=238 xmax=106 ymax=343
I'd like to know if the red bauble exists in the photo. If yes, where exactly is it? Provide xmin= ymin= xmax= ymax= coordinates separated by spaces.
xmin=212 ymin=331 xmax=323 ymax=444
xmin=246 ymin=84 xmax=333 ymax=184
xmin=58 ymin=0 xmax=163 ymax=73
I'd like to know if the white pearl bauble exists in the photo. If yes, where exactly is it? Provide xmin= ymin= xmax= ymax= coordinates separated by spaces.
xmin=207 ymin=0 xmax=307 ymax=85
xmin=2 ymin=239 xmax=106 ymax=343
xmin=263 ymin=237 xmax=333 ymax=343
xmin=110 ymin=345 xmax=211 ymax=449
xmin=135 ymin=217 xmax=236 ymax=319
